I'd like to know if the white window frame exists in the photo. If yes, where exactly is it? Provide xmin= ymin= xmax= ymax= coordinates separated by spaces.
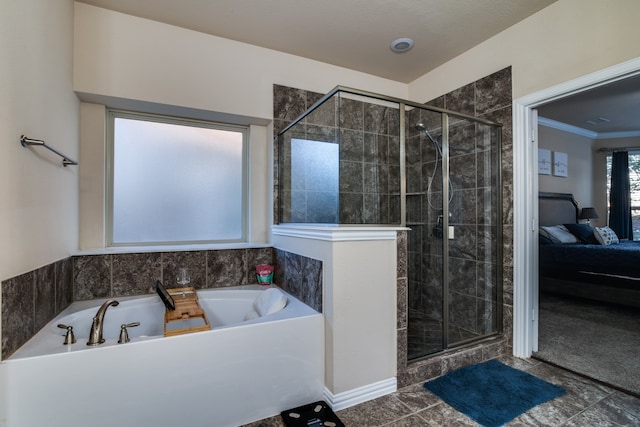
xmin=106 ymin=109 xmax=248 ymax=247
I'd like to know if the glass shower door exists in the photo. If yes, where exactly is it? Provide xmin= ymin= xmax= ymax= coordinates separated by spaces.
xmin=407 ymin=110 xmax=502 ymax=360
xmin=407 ymin=108 xmax=446 ymax=358
xmin=447 ymin=117 xmax=502 ymax=348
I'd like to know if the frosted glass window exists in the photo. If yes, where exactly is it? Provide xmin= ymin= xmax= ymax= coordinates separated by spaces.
xmin=109 ymin=112 xmax=246 ymax=245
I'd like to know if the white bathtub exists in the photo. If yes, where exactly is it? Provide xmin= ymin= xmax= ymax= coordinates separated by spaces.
xmin=1 ymin=285 xmax=324 ymax=427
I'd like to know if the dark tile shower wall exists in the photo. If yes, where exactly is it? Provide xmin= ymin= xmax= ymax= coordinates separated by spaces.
xmin=405 ymin=107 xmax=445 ymax=332
xmin=273 ymin=86 xmax=402 ymax=225
xmin=273 ymin=85 xmax=324 ymax=224
xmin=2 ymin=246 xmax=323 ymax=360
xmin=407 ymin=113 xmax=501 ymax=342
xmin=397 ymin=67 xmax=513 ymax=386
xmin=277 ymin=94 xmax=340 ymax=223
xmin=397 ymin=227 xmax=508 ymax=387
xmin=338 ymin=96 xmax=401 ymax=224
xmin=431 ymin=67 xmax=513 ymax=340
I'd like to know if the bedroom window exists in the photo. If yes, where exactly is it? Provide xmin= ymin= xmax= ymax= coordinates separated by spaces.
xmin=606 ymin=151 xmax=640 ymax=240
xmin=107 ymin=110 xmax=247 ymax=246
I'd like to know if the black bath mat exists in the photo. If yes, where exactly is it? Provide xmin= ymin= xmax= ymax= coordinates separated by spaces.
xmin=280 ymin=400 xmax=345 ymax=427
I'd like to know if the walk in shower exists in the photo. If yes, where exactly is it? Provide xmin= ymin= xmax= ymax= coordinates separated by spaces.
xmin=277 ymin=86 xmax=502 ymax=361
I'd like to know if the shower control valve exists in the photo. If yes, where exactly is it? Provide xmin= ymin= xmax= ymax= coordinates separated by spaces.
xmin=57 ymin=324 xmax=76 ymax=345
xmin=118 ymin=322 xmax=140 ymax=344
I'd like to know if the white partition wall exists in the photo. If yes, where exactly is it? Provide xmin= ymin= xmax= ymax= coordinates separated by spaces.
xmin=272 ymin=225 xmax=400 ymax=409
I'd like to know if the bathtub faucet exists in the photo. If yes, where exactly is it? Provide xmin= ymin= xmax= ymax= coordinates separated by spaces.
xmin=87 ymin=299 xmax=119 ymax=346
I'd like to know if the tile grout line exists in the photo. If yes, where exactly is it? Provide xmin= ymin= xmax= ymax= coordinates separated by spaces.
xmin=558 ymin=389 xmax=618 ymax=426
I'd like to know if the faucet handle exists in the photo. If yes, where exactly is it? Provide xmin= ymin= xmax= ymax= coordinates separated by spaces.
xmin=57 ymin=324 xmax=76 ymax=345
xmin=118 ymin=322 xmax=140 ymax=344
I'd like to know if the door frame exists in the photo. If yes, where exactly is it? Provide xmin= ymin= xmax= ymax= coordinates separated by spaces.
xmin=512 ymin=56 xmax=640 ymax=357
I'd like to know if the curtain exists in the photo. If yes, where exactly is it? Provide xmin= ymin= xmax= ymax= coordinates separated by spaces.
xmin=609 ymin=151 xmax=633 ymax=240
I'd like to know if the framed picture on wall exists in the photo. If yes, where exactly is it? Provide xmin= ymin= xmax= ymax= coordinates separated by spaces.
xmin=553 ymin=151 xmax=568 ymax=177
xmin=538 ymin=149 xmax=551 ymax=175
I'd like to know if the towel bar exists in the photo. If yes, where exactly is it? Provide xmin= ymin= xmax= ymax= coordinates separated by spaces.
xmin=20 ymin=135 xmax=78 ymax=167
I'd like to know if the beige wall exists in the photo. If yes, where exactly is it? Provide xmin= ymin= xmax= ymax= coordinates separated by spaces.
xmin=73 ymin=3 xmax=408 ymax=123
xmin=73 ymin=2 xmax=409 ymax=249
xmin=408 ymin=0 xmax=640 ymax=102
xmin=0 ymin=0 xmax=79 ymax=281
xmin=538 ymin=125 xmax=595 ymax=214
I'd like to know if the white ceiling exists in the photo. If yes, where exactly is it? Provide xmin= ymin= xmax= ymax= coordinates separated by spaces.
xmin=76 ymin=0 xmax=640 ymax=135
xmin=537 ymin=74 xmax=640 ymax=137
xmin=76 ymin=0 xmax=556 ymax=83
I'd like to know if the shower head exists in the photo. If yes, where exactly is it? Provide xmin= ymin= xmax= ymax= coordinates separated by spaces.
xmin=414 ymin=122 xmax=442 ymax=155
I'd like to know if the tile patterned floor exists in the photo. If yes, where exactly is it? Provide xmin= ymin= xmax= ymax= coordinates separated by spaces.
xmin=243 ymin=356 xmax=640 ymax=427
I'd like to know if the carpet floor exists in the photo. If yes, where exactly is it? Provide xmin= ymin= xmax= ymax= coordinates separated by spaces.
xmin=535 ymin=293 xmax=640 ymax=395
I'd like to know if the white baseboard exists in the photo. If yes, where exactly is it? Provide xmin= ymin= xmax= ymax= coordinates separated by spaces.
xmin=323 ymin=377 xmax=397 ymax=411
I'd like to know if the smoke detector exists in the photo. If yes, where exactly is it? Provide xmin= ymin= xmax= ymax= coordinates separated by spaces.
xmin=390 ymin=38 xmax=414 ymax=53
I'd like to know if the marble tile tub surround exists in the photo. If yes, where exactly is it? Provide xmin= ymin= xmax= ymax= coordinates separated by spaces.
xmin=72 ymin=247 xmax=274 ymax=300
xmin=1 ymin=247 xmax=323 ymax=359
xmin=273 ymin=249 xmax=322 ymax=313
xmin=1 ymin=257 xmax=72 ymax=360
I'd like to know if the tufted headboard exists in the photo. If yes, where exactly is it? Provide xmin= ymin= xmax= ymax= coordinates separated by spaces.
xmin=539 ymin=192 xmax=579 ymax=226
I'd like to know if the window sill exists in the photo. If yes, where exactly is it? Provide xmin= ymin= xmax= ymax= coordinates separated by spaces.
xmin=73 ymin=242 xmax=272 ymax=256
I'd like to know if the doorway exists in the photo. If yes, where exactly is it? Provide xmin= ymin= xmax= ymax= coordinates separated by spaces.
xmin=512 ymin=56 xmax=640 ymax=358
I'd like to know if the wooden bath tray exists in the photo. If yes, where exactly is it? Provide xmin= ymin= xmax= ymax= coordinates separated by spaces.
xmin=163 ymin=287 xmax=211 ymax=337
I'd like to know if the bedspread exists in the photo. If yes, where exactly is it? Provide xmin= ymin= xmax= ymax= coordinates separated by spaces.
xmin=540 ymin=240 xmax=640 ymax=280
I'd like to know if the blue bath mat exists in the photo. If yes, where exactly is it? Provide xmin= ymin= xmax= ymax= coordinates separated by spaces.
xmin=424 ymin=360 xmax=565 ymax=427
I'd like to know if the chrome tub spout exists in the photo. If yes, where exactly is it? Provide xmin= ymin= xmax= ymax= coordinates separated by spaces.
xmin=87 ymin=299 xmax=119 ymax=346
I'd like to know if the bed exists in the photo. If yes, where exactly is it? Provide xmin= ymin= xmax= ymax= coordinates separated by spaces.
xmin=538 ymin=192 xmax=640 ymax=307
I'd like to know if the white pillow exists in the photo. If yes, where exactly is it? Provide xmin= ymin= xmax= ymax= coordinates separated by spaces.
xmin=540 ymin=225 xmax=579 ymax=244
xmin=539 ymin=227 xmax=555 ymax=242
xmin=594 ymin=226 xmax=619 ymax=245
xmin=243 ymin=309 xmax=260 ymax=321
xmin=254 ymin=288 xmax=288 ymax=316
